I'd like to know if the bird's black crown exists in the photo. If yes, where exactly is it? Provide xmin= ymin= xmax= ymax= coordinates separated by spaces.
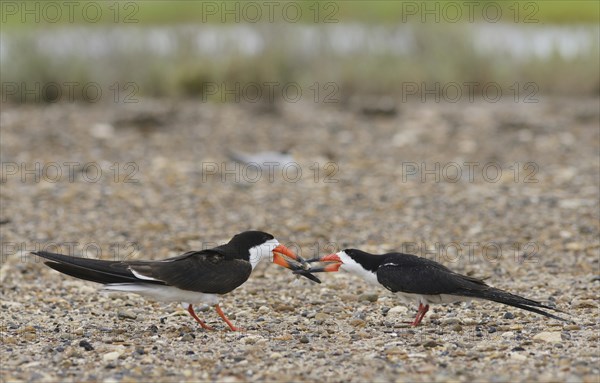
xmin=229 ymin=231 xmax=274 ymax=249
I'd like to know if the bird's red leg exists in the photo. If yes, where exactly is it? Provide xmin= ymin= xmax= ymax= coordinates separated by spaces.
xmin=408 ymin=303 xmax=425 ymax=326
xmin=215 ymin=304 xmax=243 ymax=332
xmin=187 ymin=304 xmax=214 ymax=330
xmin=413 ymin=304 xmax=430 ymax=326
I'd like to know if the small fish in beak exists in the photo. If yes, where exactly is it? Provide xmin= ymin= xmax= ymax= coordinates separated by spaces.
xmin=272 ymin=245 xmax=321 ymax=283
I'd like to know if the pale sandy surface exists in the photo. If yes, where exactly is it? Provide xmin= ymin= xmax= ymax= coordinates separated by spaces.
xmin=1 ymin=98 xmax=598 ymax=382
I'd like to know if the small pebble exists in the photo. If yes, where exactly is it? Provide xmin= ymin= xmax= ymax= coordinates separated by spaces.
xmin=349 ymin=319 xmax=366 ymax=327
xmin=78 ymin=340 xmax=94 ymax=351
xmin=423 ymin=340 xmax=439 ymax=348
xmin=257 ymin=306 xmax=270 ymax=314
xmin=102 ymin=351 xmax=121 ymax=362
xmin=511 ymin=353 xmax=527 ymax=361
xmin=572 ymin=299 xmax=597 ymax=308
xmin=441 ymin=318 xmax=461 ymax=325
xmin=388 ymin=306 xmax=408 ymax=314
xmin=359 ymin=293 xmax=379 ymax=303
xmin=117 ymin=310 xmax=137 ymax=320
xmin=533 ymin=332 xmax=562 ymax=343
xmin=243 ymin=335 xmax=262 ymax=345
xmin=181 ymin=334 xmax=195 ymax=342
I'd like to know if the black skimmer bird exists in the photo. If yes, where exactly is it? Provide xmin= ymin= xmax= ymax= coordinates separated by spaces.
xmin=310 ymin=249 xmax=566 ymax=326
xmin=33 ymin=231 xmax=318 ymax=331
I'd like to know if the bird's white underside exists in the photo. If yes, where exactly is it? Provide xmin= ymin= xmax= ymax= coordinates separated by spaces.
xmin=395 ymin=291 xmax=472 ymax=305
xmin=103 ymin=284 xmax=221 ymax=305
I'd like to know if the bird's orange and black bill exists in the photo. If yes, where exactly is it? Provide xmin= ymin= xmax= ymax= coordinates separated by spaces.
xmin=299 ymin=253 xmax=342 ymax=273
xmin=272 ymin=245 xmax=304 ymax=267
xmin=272 ymin=245 xmax=322 ymax=283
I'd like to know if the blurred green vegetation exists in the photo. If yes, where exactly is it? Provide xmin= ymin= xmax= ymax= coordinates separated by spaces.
xmin=1 ymin=1 xmax=598 ymax=103
xmin=3 ymin=23 xmax=598 ymax=103
xmin=1 ymin=0 xmax=598 ymax=27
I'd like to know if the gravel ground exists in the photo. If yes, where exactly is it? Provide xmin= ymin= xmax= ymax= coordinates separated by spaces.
xmin=1 ymin=98 xmax=598 ymax=382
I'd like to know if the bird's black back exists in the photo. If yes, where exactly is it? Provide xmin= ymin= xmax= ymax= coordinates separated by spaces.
xmin=34 ymin=231 xmax=276 ymax=295
xmin=375 ymin=252 xmax=488 ymax=295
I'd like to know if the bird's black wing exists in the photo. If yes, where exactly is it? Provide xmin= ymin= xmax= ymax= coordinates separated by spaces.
xmin=376 ymin=253 xmax=488 ymax=295
xmin=34 ymin=251 xmax=159 ymax=285
xmin=377 ymin=253 xmax=566 ymax=321
xmin=128 ymin=251 xmax=253 ymax=295
xmin=454 ymin=286 xmax=567 ymax=320
xmin=34 ymin=250 xmax=253 ymax=295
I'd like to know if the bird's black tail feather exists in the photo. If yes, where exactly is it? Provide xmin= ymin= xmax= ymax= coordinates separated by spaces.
xmin=457 ymin=287 xmax=567 ymax=321
xmin=33 ymin=251 xmax=141 ymax=285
